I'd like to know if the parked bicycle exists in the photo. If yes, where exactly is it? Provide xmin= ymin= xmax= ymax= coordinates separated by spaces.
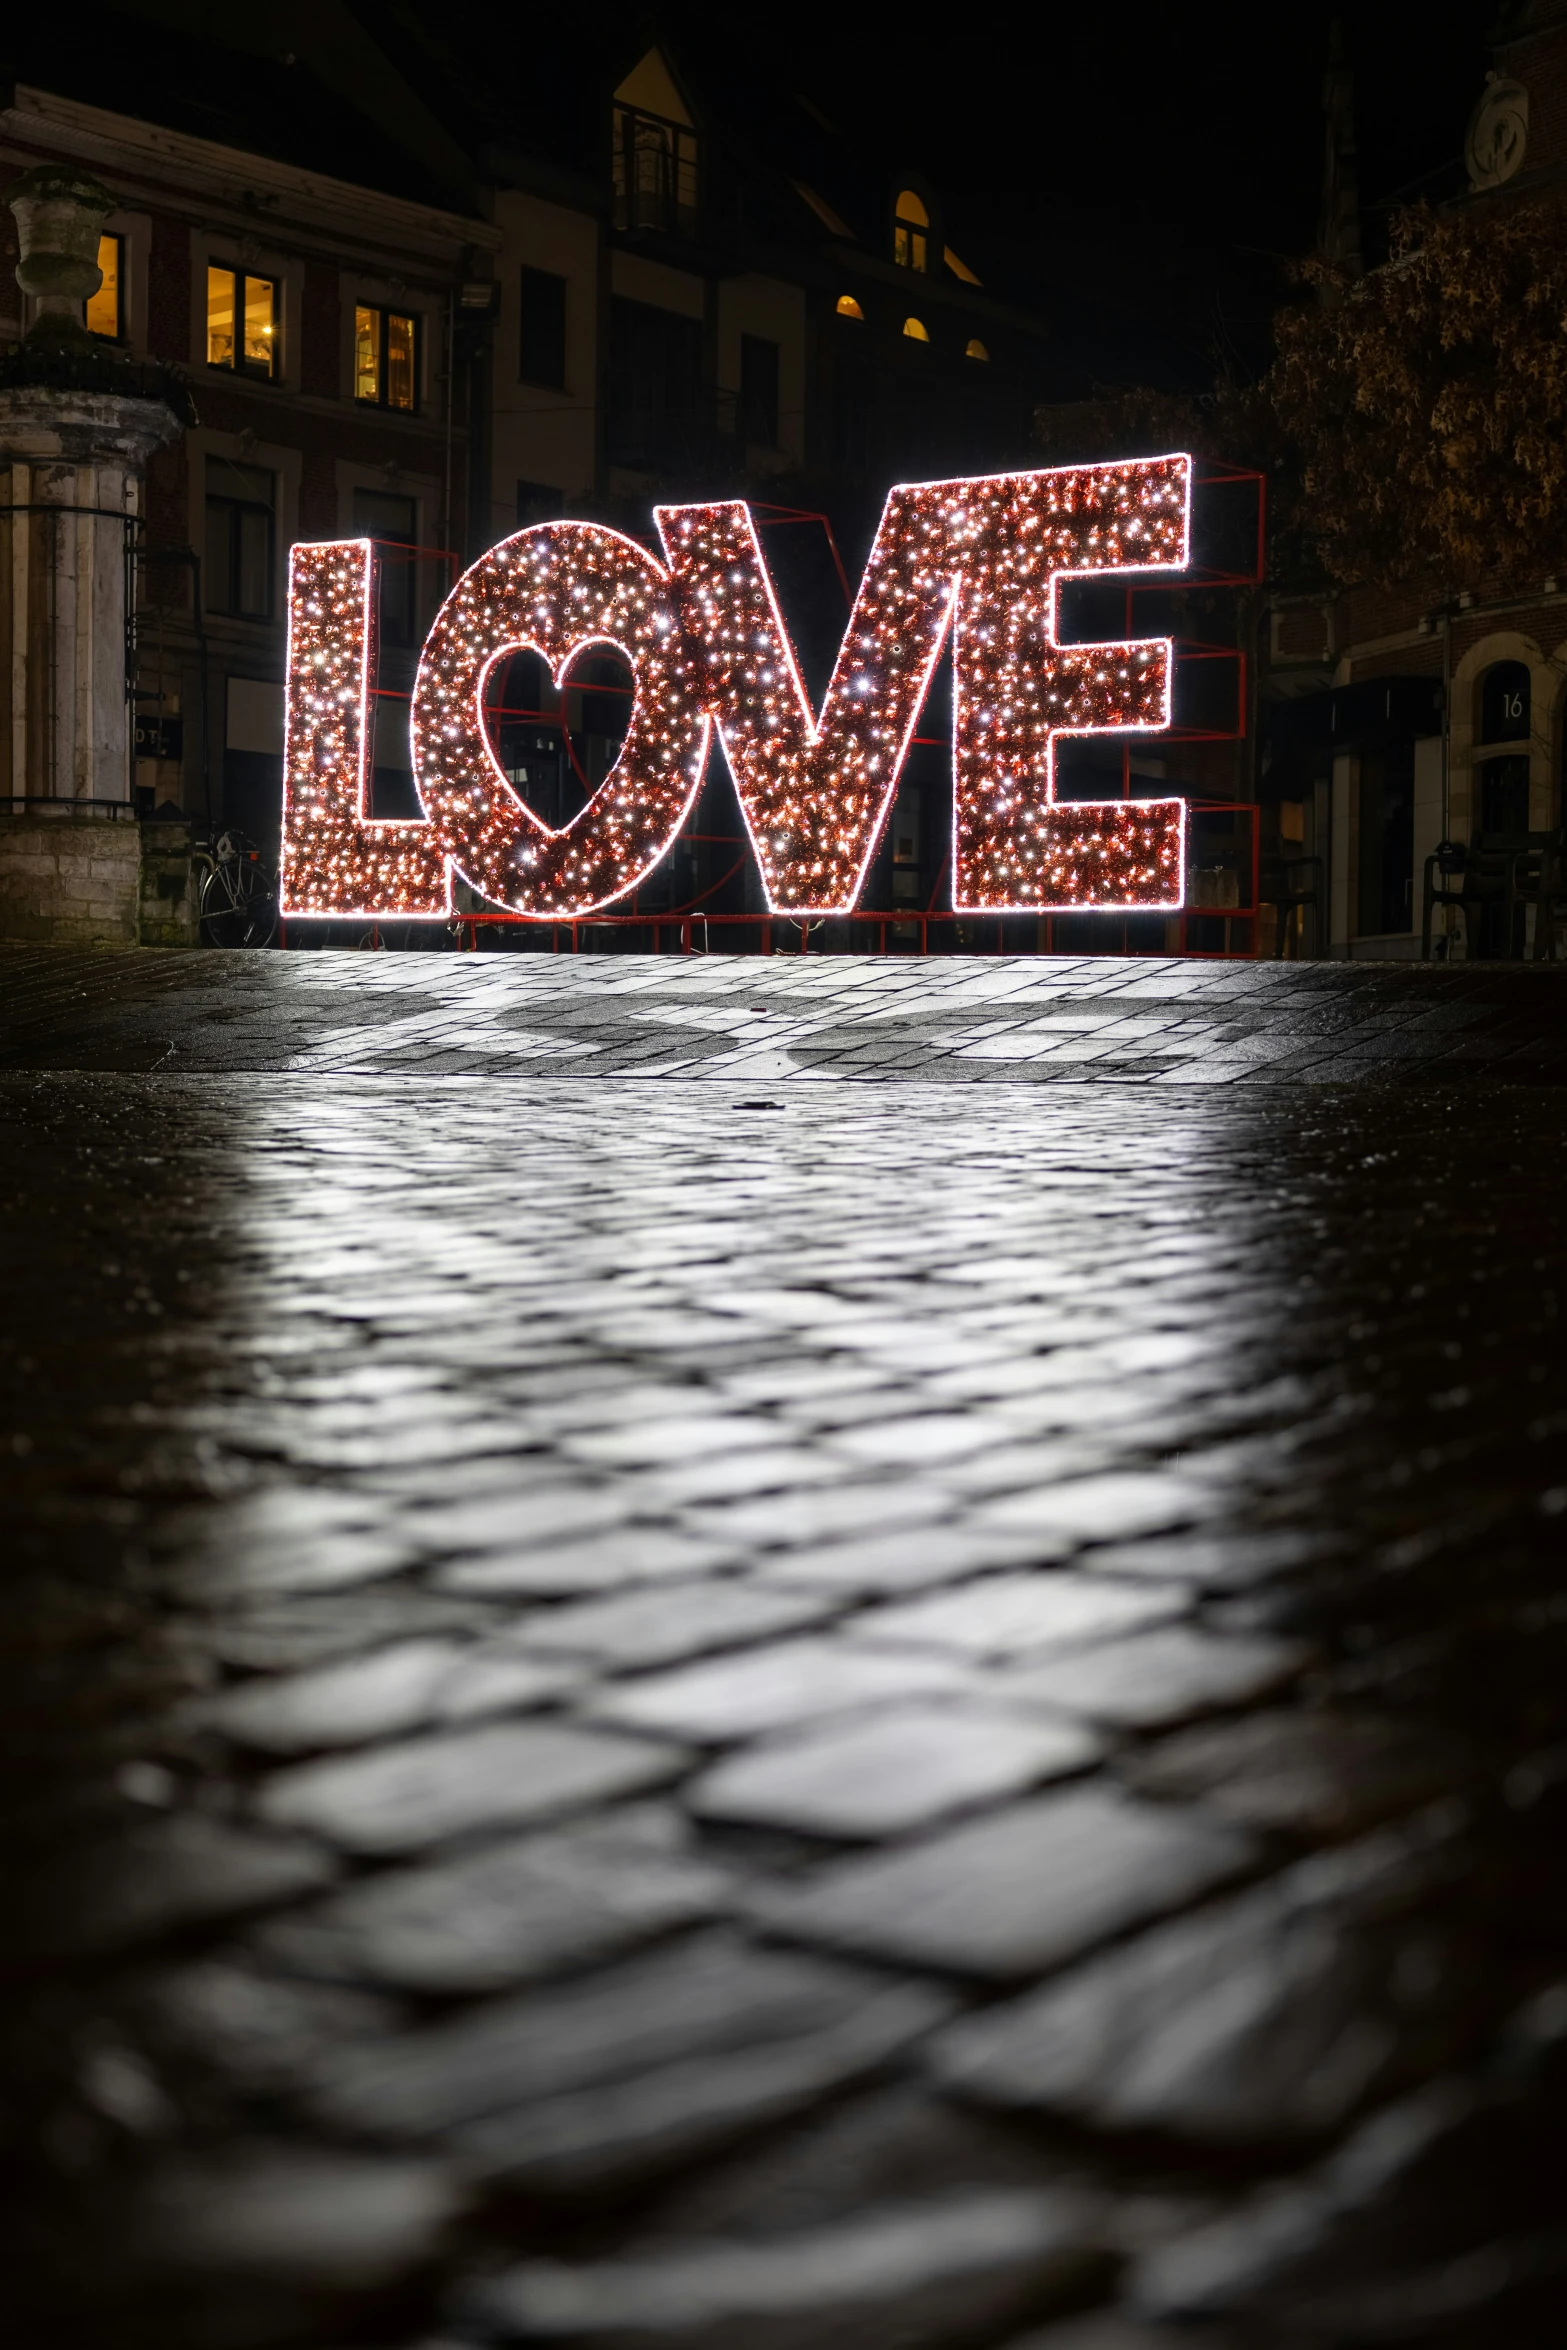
xmin=194 ymin=831 xmax=279 ymax=948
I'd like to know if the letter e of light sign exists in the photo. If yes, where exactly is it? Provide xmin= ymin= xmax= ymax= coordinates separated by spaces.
xmin=279 ymin=455 xmax=1191 ymax=922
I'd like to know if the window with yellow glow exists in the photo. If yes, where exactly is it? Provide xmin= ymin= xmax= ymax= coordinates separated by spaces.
xmin=894 ymin=189 xmax=929 ymax=272
xmin=86 ymin=234 xmax=121 ymax=340
xmin=354 ymin=304 xmax=419 ymax=410
xmin=207 ymin=265 xmax=277 ymax=378
xmin=835 ymin=294 xmax=864 ymax=320
xmin=902 ymin=316 xmax=929 ymax=342
xmin=353 ymin=305 xmax=378 ymax=402
xmin=965 ymin=337 xmax=990 ymax=361
xmin=386 ymin=313 xmax=416 ymax=410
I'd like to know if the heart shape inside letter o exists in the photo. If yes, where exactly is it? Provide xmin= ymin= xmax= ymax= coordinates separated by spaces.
xmin=409 ymin=522 xmax=710 ymax=916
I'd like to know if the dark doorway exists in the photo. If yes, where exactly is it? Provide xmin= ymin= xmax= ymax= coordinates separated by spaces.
xmin=1358 ymin=740 xmax=1415 ymax=936
xmin=1480 ymin=754 xmax=1530 ymax=837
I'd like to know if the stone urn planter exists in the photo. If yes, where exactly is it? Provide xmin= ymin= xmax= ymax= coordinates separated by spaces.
xmin=6 ymin=163 xmax=115 ymax=350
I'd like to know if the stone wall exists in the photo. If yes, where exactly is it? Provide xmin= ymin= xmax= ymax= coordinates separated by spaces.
xmin=0 ymin=813 xmax=143 ymax=946
xmin=138 ymin=817 xmax=196 ymax=947
xmin=0 ymin=813 xmax=194 ymax=946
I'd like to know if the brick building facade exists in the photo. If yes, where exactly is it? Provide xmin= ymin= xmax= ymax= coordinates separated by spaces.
xmin=0 ymin=64 xmax=492 ymax=851
xmin=4 ymin=6 xmax=1069 ymax=930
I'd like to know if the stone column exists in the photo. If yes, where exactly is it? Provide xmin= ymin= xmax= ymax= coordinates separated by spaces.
xmin=0 ymin=165 xmax=186 ymax=947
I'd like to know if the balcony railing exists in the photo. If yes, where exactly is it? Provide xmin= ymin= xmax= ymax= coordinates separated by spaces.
xmin=612 ymin=106 xmax=699 ymax=237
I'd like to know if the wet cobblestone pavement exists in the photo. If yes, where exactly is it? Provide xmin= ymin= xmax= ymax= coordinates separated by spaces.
xmin=4 ymin=946 xmax=1567 ymax=2348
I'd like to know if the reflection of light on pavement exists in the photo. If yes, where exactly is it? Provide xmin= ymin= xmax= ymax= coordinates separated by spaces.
xmin=10 ymin=948 xmax=1565 ymax=2340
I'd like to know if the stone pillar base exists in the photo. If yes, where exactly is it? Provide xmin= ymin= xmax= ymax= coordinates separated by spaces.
xmin=0 ymin=811 xmax=143 ymax=947
xmin=138 ymin=817 xmax=196 ymax=947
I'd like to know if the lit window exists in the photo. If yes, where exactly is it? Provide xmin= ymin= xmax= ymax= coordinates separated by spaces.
xmin=86 ymin=234 xmax=121 ymax=340
xmin=902 ymin=317 xmax=929 ymax=342
xmin=354 ymin=304 xmax=419 ymax=410
xmin=207 ymin=265 xmax=277 ymax=379
xmin=386 ymin=313 xmax=416 ymax=410
xmin=965 ymin=337 xmax=990 ymax=361
xmin=836 ymin=294 xmax=864 ymax=320
xmin=353 ymin=306 xmax=377 ymax=402
xmin=894 ymin=189 xmax=929 ymax=272
xmin=945 ymin=246 xmax=982 ymax=286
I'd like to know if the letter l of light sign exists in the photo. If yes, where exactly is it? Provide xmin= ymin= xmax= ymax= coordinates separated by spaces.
xmin=279 ymin=538 xmax=449 ymax=918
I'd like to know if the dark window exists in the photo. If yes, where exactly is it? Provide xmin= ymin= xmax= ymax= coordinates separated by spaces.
xmin=834 ymin=358 xmax=872 ymax=473
xmin=519 ymin=268 xmax=567 ymax=388
xmin=354 ymin=306 xmax=419 ymax=411
xmin=607 ymin=297 xmax=706 ymax=469
xmin=516 ymin=480 xmax=560 ymax=526
xmin=352 ymin=488 xmax=419 ymax=650
xmin=207 ymin=265 xmax=277 ymax=378
xmin=351 ymin=489 xmax=420 ymax=815
xmin=1357 ymin=740 xmax=1415 ymax=935
xmin=1480 ymin=753 xmax=1531 ymax=836
xmin=612 ymin=106 xmax=699 ymax=235
xmin=1480 ymin=661 xmax=1529 ymax=744
xmin=739 ymin=333 xmax=780 ymax=448
xmin=204 ymin=458 xmax=274 ymax=619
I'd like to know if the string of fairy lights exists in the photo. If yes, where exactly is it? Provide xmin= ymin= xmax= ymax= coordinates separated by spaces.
xmin=948 ymin=458 xmax=1188 ymax=910
xmin=410 ymin=523 xmax=710 ymax=916
xmin=279 ymin=455 xmax=1192 ymax=924
xmin=280 ymin=538 xmax=446 ymax=917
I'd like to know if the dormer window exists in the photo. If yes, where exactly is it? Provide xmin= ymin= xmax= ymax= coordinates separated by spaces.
xmin=894 ymin=190 xmax=929 ymax=272
xmin=612 ymin=49 xmax=699 ymax=236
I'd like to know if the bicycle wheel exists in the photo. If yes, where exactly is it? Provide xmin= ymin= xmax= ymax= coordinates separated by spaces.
xmin=200 ymin=838 xmax=279 ymax=948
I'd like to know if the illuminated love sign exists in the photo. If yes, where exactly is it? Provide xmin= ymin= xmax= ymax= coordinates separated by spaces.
xmin=280 ymin=455 xmax=1191 ymax=921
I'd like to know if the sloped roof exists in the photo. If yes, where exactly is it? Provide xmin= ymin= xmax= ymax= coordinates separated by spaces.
xmin=8 ymin=0 xmax=486 ymax=212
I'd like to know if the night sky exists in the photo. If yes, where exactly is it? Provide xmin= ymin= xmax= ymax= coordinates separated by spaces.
xmin=654 ymin=0 xmax=1498 ymax=379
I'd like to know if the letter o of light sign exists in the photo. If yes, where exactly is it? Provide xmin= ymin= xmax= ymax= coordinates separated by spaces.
xmin=410 ymin=523 xmax=710 ymax=916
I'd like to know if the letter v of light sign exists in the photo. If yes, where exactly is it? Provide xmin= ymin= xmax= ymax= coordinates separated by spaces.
xmin=656 ymin=453 xmax=1192 ymax=917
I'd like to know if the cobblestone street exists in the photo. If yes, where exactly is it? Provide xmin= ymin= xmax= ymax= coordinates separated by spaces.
xmin=4 ymin=946 xmax=1567 ymax=2348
